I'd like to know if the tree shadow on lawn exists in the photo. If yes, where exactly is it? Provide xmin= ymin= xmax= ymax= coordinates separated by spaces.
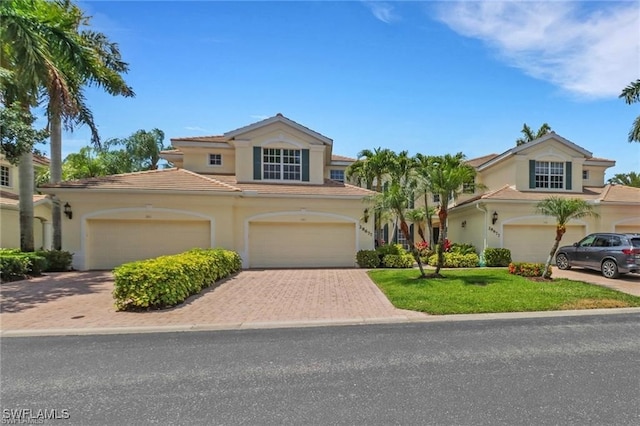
xmin=0 ymin=271 xmax=113 ymax=314
xmin=410 ymin=271 xmax=515 ymax=287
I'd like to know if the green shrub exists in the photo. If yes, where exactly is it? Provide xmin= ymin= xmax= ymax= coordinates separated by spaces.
xmin=382 ymin=253 xmax=415 ymax=268
xmin=0 ymin=255 xmax=30 ymax=282
xmin=428 ymin=252 xmax=479 ymax=268
xmin=508 ymin=262 xmax=549 ymax=277
xmin=483 ymin=248 xmax=512 ymax=267
xmin=450 ymin=243 xmax=477 ymax=255
xmin=0 ymin=251 xmax=47 ymax=281
xmin=376 ymin=243 xmax=405 ymax=257
xmin=112 ymin=248 xmax=242 ymax=311
xmin=356 ymin=250 xmax=380 ymax=268
xmin=36 ymin=250 xmax=73 ymax=272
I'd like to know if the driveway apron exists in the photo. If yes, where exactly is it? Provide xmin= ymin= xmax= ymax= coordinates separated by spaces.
xmin=0 ymin=269 xmax=426 ymax=333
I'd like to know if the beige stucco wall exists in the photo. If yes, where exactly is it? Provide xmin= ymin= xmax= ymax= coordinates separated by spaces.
xmin=447 ymin=200 xmax=640 ymax=261
xmin=54 ymin=190 xmax=373 ymax=270
xmin=0 ymin=204 xmax=51 ymax=249
xmin=180 ymin=147 xmax=236 ymax=175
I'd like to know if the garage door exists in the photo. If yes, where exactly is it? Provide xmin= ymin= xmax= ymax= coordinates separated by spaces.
xmin=503 ymin=225 xmax=585 ymax=263
xmin=249 ymin=222 xmax=356 ymax=268
xmin=87 ymin=219 xmax=211 ymax=270
xmin=615 ymin=225 xmax=640 ymax=234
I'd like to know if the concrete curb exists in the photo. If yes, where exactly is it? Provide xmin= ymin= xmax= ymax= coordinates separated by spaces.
xmin=3 ymin=307 xmax=640 ymax=338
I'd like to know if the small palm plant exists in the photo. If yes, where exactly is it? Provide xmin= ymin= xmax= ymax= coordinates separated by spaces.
xmin=536 ymin=197 xmax=598 ymax=279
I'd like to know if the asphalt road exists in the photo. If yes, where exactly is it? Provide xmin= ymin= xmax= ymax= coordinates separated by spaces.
xmin=1 ymin=314 xmax=639 ymax=425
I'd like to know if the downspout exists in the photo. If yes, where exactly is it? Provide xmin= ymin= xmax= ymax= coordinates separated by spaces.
xmin=476 ymin=203 xmax=488 ymax=267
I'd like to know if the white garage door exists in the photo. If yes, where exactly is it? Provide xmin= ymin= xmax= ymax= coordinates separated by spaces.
xmin=249 ymin=222 xmax=356 ymax=268
xmin=87 ymin=219 xmax=211 ymax=270
xmin=503 ymin=225 xmax=585 ymax=263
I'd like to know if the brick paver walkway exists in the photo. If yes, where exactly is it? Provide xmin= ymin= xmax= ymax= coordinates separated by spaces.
xmin=0 ymin=269 xmax=426 ymax=333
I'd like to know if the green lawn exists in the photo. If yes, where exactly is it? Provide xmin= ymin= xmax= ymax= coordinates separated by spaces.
xmin=368 ymin=268 xmax=640 ymax=315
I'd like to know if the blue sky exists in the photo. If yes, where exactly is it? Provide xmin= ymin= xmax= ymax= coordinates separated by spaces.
xmin=45 ymin=1 xmax=639 ymax=179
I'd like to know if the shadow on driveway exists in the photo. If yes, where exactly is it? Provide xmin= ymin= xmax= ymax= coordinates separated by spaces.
xmin=0 ymin=271 xmax=113 ymax=313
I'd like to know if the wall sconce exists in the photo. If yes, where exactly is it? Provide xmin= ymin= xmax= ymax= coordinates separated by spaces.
xmin=461 ymin=220 xmax=467 ymax=228
xmin=64 ymin=202 xmax=73 ymax=220
xmin=492 ymin=211 xmax=498 ymax=225
xmin=363 ymin=208 xmax=369 ymax=223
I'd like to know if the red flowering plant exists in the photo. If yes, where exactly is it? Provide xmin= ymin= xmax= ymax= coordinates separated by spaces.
xmin=415 ymin=241 xmax=430 ymax=257
xmin=443 ymin=239 xmax=452 ymax=252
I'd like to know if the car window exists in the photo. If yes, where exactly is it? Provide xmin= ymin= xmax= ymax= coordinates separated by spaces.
xmin=609 ymin=237 xmax=622 ymax=247
xmin=578 ymin=235 xmax=596 ymax=247
xmin=631 ymin=238 xmax=640 ymax=248
xmin=593 ymin=237 xmax=608 ymax=247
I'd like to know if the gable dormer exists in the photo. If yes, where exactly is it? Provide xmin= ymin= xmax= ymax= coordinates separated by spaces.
xmin=476 ymin=133 xmax=614 ymax=193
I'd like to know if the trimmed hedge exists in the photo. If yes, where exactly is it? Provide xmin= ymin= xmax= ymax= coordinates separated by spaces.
xmin=36 ymin=250 xmax=73 ymax=272
xmin=356 ymin=250 xmax=380 ymax=268
xmin=0 ymin=249 xmax=48 ymax=282
xmin=483 ymin=248 xmax=512 ymax=267
xmin=508 ymin=262 xmax=549 ymax=278
xmin=113 ymin=248 xmax=242 ymax=311
xmin=427 ymin=252 xmax=480 ymax=268
xmin=382 ymin=253 xmax=415 ymax=268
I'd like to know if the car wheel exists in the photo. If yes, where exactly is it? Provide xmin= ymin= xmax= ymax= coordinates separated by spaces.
xmin=601 ymin=259 xmax=619 ymax=279
xmin=556 ymin=254 xmax=571 ymax=270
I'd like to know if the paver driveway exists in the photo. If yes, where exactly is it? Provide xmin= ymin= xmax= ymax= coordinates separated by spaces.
xmin=0 ymin=269 xmax=426 ymax=333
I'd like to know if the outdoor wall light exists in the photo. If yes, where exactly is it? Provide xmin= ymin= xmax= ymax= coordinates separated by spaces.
xmin=64 ymin=202 xmax=73 ymax=220
xmin=492 ymin=211 xmax=498 ymax=225
xmin=363 ymin=208 xmax=369 ymax=223
xmin=461 ymin=220 xmax=467 ymax=228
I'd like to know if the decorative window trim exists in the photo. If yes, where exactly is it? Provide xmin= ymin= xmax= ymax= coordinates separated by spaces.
xmin=0 ymin=165 xmax=10 ymax=187
xmin=208 ymin=153 xmax=222 ymax=167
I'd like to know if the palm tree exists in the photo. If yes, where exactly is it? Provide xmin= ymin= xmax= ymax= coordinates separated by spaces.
xmin=414 ymin=153 xmax=437 ymax=247
xmin=608 ymin=172 xmax=640 ymax=188
xmin=346 ymin=147 xmax=394 ymax=243
xmin=1 ymin=0 xmax=86 ymax=251
xmin=368 ymin=182 xmax=427 ymax=277
xmin=619 ymin=79 xmax=640 ymax=142
xmin=405 ymin=208 xmax=427 ymax=243
xmin=516 ymin=123 xmax=552 ymax=146
xmin=536 ymin=197 xmax=598 ymax=279
xmin=45 ymin=1 xmax=134 ymax=249
xmin=106 ymin=128 xmax=167 ymax=171
xmin=420 ymin=153 xmax=478 ymax=276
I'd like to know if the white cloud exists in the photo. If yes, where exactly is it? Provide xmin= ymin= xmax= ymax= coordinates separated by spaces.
xmin=184 ymin=126 xmax=208 ymax=132
xmin=364 ymin=1 xmax=399 ymax=24
xmin=435 ymin=1 xmax=640 ymax=99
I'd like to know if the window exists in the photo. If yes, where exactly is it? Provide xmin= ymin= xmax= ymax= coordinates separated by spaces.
xmin=432 ymin=193 xmax=440 ymax=204
xmin=0 ymin=165 xmax=9 ymax=187
xmin=582 ymin=170 xmax=589 ymax=180
xmin=263 ymin=148 xmax=301 ymax=180
xmin=208 ymin=153 xmax=222 ymax=166
xmin=535 ymin=161 xmax=564 ymax=189
xmin=463 ymin=180 xmax=475 ymax=194
xmin=396 ymin=227 xmax=409 ymax=250
xmin=330 ymin=169 xmax=345 ymax=182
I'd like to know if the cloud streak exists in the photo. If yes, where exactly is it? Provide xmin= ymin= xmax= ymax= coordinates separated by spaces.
xmin=364 ymin=1 xmax=399 ymax=24
xmin=435 ymin=1 xmax=639 ymax=99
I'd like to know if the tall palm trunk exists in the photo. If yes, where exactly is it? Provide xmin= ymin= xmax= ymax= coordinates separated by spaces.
xmin=50 ymin=114 xmax=63 ymax=250
xmin=18 ymin=151 xmax=35 ymax=252
xmin=398 ymin=215 xmax=426 ymax=278
xmin=543 ymin=226 xmax=566 ymax=279
xmin=434 ymin=207 xmax=447 ymax=275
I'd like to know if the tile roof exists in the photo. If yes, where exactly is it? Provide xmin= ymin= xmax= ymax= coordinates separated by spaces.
xmin=466 ymin=153 xmax=500 ymax=168
xmin=208 ymin=174 xmax=374 ymax=197
xmin=39 ymin=169 xmax=241 ymax=192
xmin=331 ymin=154 xmax=356 ymax=162
xmin=37 ymin=168 xmax=374 ymax=198
xmin=455 ymin=184 xmax=640 ymax=207
xmin=170 ymin=135 xmax=227 ymax=143
xmin=0 ymin=190 xmax=49 ymax=207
